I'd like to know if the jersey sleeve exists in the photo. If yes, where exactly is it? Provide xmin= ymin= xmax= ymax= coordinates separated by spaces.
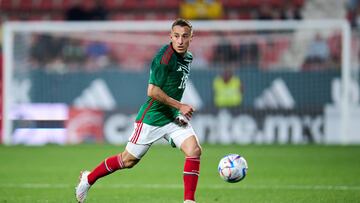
xmin=149 ymin=57 xmax=168 ymax=87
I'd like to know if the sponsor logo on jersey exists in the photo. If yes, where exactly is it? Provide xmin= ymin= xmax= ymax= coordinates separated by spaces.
xmin=177 ymin=62 xmax=190 ymax=73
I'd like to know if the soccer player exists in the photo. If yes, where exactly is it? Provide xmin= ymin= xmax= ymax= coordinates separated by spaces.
xmin=75 ymin=18 xmax=201 ymax=203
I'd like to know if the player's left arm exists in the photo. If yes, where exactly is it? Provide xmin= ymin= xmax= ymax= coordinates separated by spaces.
xmin=147 ymin=84 xmax=194 ymax=120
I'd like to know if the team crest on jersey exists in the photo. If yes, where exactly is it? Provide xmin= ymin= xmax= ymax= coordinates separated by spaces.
xmin=177 ymin=62 xmax=190 ymax=73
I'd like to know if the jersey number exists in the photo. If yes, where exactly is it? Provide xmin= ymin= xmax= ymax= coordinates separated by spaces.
xmin=178 ymin=74 xmax=188 ymax=89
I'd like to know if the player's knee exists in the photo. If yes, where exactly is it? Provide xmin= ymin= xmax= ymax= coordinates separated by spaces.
xmin=182 ymin=135 xmax=202 ymax=157
xmin=186 ymin=145 xmax=202 ymax=157
xmin=121 ymin=151 xmax=140 ymax=169
xmin=124 ymin=159 xmax=139 ymax=168
xmin=193 ymin=145 xmax=202 ymax=157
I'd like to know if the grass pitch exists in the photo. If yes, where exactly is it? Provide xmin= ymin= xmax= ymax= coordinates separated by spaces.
xmin=0 ymin=144 xmax=359 ymax=203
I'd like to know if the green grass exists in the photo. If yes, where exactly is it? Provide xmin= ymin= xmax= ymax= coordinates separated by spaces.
xmin=0 ymin=144 xmax=360 ymax=203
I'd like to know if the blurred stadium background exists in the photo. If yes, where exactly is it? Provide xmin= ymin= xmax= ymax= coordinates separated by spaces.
xmin=1 ymin=0 xmax=360 ymax=145
xmin=1 ymin=0 xmax=360 ymax=202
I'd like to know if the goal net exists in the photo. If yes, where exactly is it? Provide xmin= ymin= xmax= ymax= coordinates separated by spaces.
xmin=2 ymin=20 xmax=358 ymax=145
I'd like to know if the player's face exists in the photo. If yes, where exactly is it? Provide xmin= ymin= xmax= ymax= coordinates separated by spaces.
xmin=170 ymin=25 xmax=193 ymax=55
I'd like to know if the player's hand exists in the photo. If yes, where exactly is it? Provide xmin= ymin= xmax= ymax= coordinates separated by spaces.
xmin=179 ymin=104 xmax=195 ymax=120
xmin=175 ymin=114 xmax=189 ymax=127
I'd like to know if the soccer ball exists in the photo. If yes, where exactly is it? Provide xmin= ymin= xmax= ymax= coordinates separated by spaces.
xmin=218 ymin=154 xmax=248 ymax=183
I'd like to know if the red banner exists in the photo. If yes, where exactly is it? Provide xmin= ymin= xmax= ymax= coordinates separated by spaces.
xmin=66 ymin=108 xmax=104 ymax=144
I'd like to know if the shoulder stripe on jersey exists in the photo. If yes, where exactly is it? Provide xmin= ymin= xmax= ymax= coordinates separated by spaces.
xmin=161 ymin=46 xmax=171 ymax=64
xmin=161 ymin=46 xmax=174 ymax=65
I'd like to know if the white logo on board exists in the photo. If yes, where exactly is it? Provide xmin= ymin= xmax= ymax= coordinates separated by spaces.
xmin=73 ymin=79 xmax=116 ymax=110
xmin=254 ymin=78 xmax=295 ymax=110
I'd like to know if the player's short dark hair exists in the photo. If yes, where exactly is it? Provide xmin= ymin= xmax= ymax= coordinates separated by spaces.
xmin=172 ymin=18 xmax=193 ymax=32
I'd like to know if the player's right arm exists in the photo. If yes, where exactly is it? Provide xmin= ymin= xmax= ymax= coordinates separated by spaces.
xmin=147 ymin=84 xmax=194 ymax=120
xmin=148 ymin=46 xmax=194 ymax=120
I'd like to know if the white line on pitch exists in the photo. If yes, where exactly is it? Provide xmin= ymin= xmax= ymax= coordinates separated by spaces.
xmin=0 ymin=183 xmax=359 ymax=191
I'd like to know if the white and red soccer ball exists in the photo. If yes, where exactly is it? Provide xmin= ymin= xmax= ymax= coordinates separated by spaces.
xmin=218 ymin=154 xmax=248 ymax=183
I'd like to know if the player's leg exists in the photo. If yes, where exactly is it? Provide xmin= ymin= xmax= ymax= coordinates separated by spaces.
xmin=87 ymin=149 xmax=140 ymax=185
xmin=167 ymin=122 xmax=202 ymax=203
xmin=75 ymin=149 xmax=141 ymax=203
xmin=76 ymin=122 xmax=158 ymax=202
xmin=181 ymin=135 xmax=202 ymax=203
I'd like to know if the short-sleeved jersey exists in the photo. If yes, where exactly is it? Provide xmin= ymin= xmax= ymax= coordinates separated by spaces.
xmin=135 ymin=43 xmax=193 ymax=126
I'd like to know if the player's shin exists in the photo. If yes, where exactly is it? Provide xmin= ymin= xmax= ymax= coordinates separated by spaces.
xmin=87 ymin=154 xmax=125 ymax=185
xmin=183 ymin=157 xmax=200 ymax=201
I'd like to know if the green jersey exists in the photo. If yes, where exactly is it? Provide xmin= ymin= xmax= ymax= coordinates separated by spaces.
xmin=135 ymin=43 xmax=193 ymax=126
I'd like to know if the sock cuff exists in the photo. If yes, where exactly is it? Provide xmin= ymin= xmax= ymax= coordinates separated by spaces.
xmin=104 ymin=154 xmax=124 ymax=172
xmin=185 ymin=157 xmax=200 ymax=162
xmin=104 ymin=158 xmax=113 ymax=172
xmin=118 ymin=154 xmax=125 ymax=169
xmin=184 ymin=156 xmax=200 ymax=175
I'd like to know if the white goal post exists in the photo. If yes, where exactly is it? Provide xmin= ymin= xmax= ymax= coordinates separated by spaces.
xmin=2 ymin=20 xmax=355 ymax=145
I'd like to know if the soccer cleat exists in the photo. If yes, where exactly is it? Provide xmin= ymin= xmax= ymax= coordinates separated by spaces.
xmin=75 ymin=171 xmax=91 ymax=203
xmin=184 ymin=200 xmax=196 ymax=203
